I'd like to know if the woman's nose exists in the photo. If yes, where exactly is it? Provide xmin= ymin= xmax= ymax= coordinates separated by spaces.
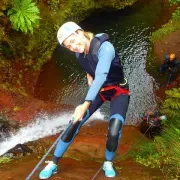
xmin=71 ymin=44 xmax=77 ymax=51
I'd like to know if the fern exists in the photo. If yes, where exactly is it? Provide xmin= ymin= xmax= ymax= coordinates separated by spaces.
xmin=161 ymin=124 xmax=180 ymax=162
xmin=168 ymin=0 xmax=180 ymax=5
xmin=161 ymin=88 xmax=180 ymax=120
xmin=7 ymin=0 xmax=40 ymax=34
xmin=136 ymin=88 xmax=180 ymax=177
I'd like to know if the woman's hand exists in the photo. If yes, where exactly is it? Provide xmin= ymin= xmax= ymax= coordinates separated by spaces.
xmin=72 ymin=101 xmax=91 ymax=124
xmin=87 ymin=73 xmax=93 ymax=86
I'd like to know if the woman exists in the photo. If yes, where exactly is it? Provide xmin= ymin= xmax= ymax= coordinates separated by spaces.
xmin=39 ymin=21 xmax=130 ymax=179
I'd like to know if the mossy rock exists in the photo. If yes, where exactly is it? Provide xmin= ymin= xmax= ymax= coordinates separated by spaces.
xmin=0 ymin=115 xmax=19 ymax=140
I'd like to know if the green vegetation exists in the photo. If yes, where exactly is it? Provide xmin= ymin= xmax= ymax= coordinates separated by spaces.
xmin=8 ymin=0 xmax=40 ymax=34
xmin=169 ymin=0 xmax=180 ymax=5
xmin=150 ymin=1 xmax=180 ymax=42
xmin=161 ymin=88 xmax=180 ymax=118
xmin=135 ymin=88 xmax=180 ymax=179
xmin=172 ymin=7 xmax=180 ymax=20
xmin=0 ymin=157 xmax=12 ymax=164
xmin=46 ymin=0 xmax=60 ymax=13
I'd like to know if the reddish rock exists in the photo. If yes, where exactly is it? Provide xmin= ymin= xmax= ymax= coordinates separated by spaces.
xmin=0 ymin=121 xmax=162 ymax=180
xmin=0 ymin=88 xmax=72 ymax=123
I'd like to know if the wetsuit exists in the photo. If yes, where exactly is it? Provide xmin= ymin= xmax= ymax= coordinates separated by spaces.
xmin=159 ymin=55 xmax=179 ymax=84
xmin=53 ymin=33 xmax=130 ymax=163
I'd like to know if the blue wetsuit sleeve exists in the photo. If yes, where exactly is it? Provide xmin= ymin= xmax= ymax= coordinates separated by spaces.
xmin=85 ymin=41 xmax=115 ymax=101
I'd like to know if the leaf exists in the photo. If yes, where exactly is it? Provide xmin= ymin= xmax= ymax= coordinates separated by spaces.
xmin=7 ymin=9 xmax=15 ymax=16
xmin=8 ymin=0 xmax=40 ymax=34
xmin=0 ymin=12 xmax=4 ymax=17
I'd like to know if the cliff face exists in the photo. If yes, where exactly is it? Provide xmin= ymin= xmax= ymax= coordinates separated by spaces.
xmin=146 ymin=1 xmax=180 ymax=92
xmin=153 ymin=30 xmax=180 ymax=65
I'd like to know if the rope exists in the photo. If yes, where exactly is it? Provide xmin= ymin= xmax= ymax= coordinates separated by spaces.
xmin=25 ymin=122 xmax=72 ymax=180
xmin=91 ymin=124 xmax=153 ymax=180
xmin=25 ymin=120 xmax=153 ymax=180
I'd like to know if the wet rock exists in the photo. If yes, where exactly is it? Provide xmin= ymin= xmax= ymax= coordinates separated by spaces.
xmin=139 ymin=121 xmax=162 ymax=139
xmin=0 ymin=115 xmax=19 ymax=141
xmin=3 ymin=144 xmax=33 ymax=158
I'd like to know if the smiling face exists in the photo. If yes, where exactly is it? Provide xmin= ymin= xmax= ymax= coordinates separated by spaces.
xmin=63 ymin=31 xmax=87 ymax=53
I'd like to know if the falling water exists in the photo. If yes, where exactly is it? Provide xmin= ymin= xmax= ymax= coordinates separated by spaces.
xmin=0 ymin=110 xmax=104 ymax=156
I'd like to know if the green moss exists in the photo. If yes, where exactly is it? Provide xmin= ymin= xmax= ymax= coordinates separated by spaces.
xmin=98 ymin=0 xmax=137 ymax=9
xmin=0 ymin=157 xmax=12 ymax=164
xmin=150 ymin=7 xmax=180 ymax=42
xmin=147 ymin=6 xmax=180 ymax=75
xmin=0 ymin=83 xmax=28 ymax=97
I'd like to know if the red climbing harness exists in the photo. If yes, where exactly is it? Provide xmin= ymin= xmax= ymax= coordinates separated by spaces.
xmin=99 ymin=85 xmax=129 ymax=102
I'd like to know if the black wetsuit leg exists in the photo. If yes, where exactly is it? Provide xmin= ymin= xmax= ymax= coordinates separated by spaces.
xmin=53 ymin=94 xmax=104 ymax=164
xmin=105 ymin=94 xmax=130 ymax=161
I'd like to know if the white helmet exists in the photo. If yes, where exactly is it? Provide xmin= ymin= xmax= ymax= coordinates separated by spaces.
xmin=57 ymin=21 xmax=82 ymax=45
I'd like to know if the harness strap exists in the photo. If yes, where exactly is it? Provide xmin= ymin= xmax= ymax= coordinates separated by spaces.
xmin=101 ymin=86 xmax=115 ymax=92
xmin=113 ymin=86 xmax=129 ymax=100
xmin=99 ymin=85 xmax=129 ymax=102
xmin=100 ymin=78 xmax=128 ymax=92
xmin=99 ymin=93 xmax=106 ymax=102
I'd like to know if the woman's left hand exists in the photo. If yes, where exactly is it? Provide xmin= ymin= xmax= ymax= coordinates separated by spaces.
xmin=72 ymin=101 xmax=91 ymax=124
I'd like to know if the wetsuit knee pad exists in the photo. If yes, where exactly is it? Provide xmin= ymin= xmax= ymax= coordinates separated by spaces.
xmin=106 ymin=117 xmax=123 ymax=152
xmin=61 ymin=110 xmax=90 ymax=142
xmin=61 ymin=121 xmax=80 ymax=142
